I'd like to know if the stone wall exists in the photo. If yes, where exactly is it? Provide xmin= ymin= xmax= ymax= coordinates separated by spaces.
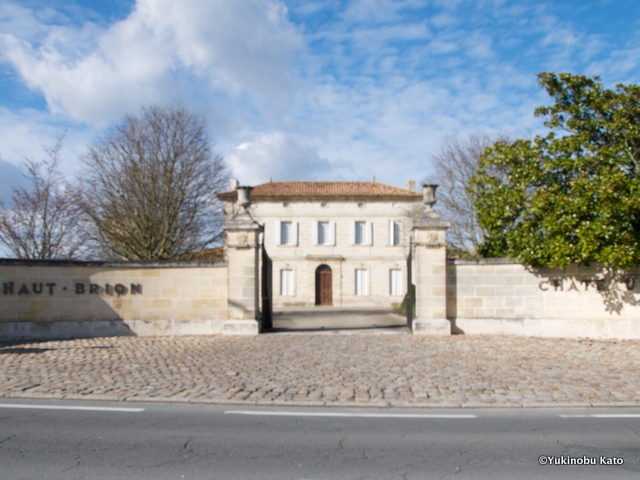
xmin=6 ymin=253 xmax=640 ymax=341
xmin=448 ymin=259 xmax=640 ymax=339
xmin=0 ymin=259 xmax=229 ymax=341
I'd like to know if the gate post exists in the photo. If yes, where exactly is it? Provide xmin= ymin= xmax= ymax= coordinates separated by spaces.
xmin=411 ymin=185 xmax=451 ymax=335
xmin=223 ymin=186 xmax=263 ymax=335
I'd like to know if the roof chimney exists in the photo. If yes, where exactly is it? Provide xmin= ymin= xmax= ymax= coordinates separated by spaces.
xmin=229 ymin=179 xmax=239 ymax=191
xmin=406 ymin=180 xmax=416 ymax=191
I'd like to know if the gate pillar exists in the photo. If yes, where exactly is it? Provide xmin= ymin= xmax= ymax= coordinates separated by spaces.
xmin=411 ymin=185 xmax=451 ymax=335
xmin=223 ymin=186 xmax=263 ymax=335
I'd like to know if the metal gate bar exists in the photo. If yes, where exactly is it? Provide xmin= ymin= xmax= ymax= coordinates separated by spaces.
xmin=261 ymin=243 xmax=273 ymax=331
xmin=406 ymin=238 xmax=413 ymax=329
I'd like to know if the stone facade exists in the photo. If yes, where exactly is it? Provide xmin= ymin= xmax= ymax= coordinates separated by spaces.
xmin=220 ymin=181 xmax=422 ymax=309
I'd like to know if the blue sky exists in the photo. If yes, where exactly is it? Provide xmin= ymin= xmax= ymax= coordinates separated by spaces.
xmin=1 ymin=0 xmax=639 ymax=202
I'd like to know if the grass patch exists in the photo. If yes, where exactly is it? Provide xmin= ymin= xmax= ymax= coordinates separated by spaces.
xmin=392 ymin=284 xmax=415 ymax=316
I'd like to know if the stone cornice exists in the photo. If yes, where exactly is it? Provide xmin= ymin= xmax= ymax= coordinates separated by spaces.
xmin=0 ymin=258 xmax=227 ymax=268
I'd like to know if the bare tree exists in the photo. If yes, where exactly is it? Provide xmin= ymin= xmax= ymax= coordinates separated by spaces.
xmin=0 ymin=135 xmax=86 ymax=259
xmin=77 ymin=105 xmax=228 ymax=260
xmin=426 ymin=133 xmax=502 ymax=257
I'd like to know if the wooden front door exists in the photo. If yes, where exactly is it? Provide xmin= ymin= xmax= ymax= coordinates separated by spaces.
xmin=315 ymin=265 xmax=332 ymax=305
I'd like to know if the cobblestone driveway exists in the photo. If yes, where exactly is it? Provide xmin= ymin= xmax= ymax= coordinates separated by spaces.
xmin=1 ymin=335 xmax=639 ymax=408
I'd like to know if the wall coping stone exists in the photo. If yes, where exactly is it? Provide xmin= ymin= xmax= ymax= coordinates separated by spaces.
xmin=447 ymin=257 xmax=517 ymax=265
xmin=0 ymin=258 xmax=228 ymax=268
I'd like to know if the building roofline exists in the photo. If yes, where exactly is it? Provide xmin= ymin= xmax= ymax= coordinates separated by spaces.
xmin=217 ymin=181 xmax=422 ymax=202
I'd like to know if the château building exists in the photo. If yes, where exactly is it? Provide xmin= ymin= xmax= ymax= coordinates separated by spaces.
xmin=219 ymin=179 xmax=425 ymax=308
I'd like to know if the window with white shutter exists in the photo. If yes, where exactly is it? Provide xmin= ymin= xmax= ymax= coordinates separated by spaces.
xmin=354 ymin=221 xmax=366 ymax=245
xmin=315 ymin=221 xmax=336 ymax=245
xmin=317 ymin=221 xmax=329 ymax=245
xmin=355 ymin=269 xmax=368 ymax=296
xmin=280 ymin=221 xmax=291 ymax=245
xmin=389 ymin=220 xmax=400 ymax=246
xmin=291 ymin=220 xmax=298 ymax=246
xmin=353 ymin=221 xmax=373 ymax=245
xmin=329 ymin=220 xmax=336 ymax=245
xmin=280 ymin=270 xmax=293 ymax=296
xmin=365 ymin=220 xmax=373 ymax=245
xmin=278 ymin=221 xmax=298 ymax=246
xmin=389 ymin=269 xmax=401 ymax=296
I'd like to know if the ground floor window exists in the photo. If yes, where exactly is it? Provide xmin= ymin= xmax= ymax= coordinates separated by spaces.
xmin=355 ymin=269 xmax=368 ymax=296
xmin=280 ymin=269 xmax=293 ymax=296
xmin=389 ymin=269 xmax=402 ymax=295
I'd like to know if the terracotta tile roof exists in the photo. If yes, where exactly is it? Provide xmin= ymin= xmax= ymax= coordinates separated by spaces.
xmin=219 ymin=181 xmax=421 ymax=200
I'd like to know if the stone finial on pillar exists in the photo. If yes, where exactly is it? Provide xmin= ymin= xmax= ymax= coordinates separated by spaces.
xmin=411 ymin=184 xmax=452 ymax=335
xmin=237 ymin=186 xmax=252 ymax=209
xmin=422 ymin=184 xmax=438 ymax=213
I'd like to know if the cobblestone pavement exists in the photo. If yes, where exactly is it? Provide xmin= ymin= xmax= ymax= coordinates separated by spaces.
xmin=1 ymin=334 xmax=640 ymax=408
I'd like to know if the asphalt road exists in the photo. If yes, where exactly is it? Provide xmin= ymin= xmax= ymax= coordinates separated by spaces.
xmin=1 ymin=400 xmax=639 ymax=479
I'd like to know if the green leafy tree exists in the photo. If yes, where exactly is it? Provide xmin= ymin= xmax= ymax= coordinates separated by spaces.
xmin=470 ymin=72 xmax=640 ymax=269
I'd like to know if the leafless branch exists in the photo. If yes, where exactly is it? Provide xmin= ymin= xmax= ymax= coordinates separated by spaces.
xmin=77 ymin=104 xmax=228 ymax=260
xmin=425 ymin=133 xmax=506 ymax=257
xmin=0 ymin=134 xmax=87 ymax=259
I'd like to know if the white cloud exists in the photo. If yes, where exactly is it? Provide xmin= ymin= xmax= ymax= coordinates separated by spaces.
xmin=0 ymin=1 xmax=58 ymax=42
xmin=226 ymin=132 xmax=333 ymax=185
xmin=0 ymin=0 xmax=302 ymax=125
xmin=341 ymin=0 xmax=430 ymax=25
xmin=586 ymin=29 xmax=640 ymax=80
xmin=0 ymin=107 xmax=91 ymax=176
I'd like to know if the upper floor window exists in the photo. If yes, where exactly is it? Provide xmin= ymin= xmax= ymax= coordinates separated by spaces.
xmin=313 ymin=221 xmax=336 ymax=246
xmin=318 ymin=221 xmax=329 ymax=244
xmin=276 ymin=220 xmax=298 ymax=246
xmin=389 ymin=220 xmax=401 ymax=246
xmin=351 ymin=220 xmax=372 ymax=245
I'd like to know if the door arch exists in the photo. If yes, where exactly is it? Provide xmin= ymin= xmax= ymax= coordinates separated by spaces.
xmin=315 ymin=264 xmax=332 ymax=306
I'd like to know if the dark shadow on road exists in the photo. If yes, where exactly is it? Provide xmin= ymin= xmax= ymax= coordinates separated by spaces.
xmin=0 ymin=341 xmax=117 ymax=354
xmin=0 ymin=347 xmax=52 ymax=354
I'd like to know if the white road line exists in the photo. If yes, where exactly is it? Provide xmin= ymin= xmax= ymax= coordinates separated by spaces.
xmin=560 ymin=414 xmax=640 ymax=418
xmin=0 ymin=404 xmax=144 ymax=413
xmin=225 ymin=411 xmax=476 ymax=419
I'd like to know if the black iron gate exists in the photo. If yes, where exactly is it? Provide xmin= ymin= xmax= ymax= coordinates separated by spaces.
xmin=406 ymin=238 xmax=413 ymax=329
xmin=261 ymin=243 xmax=273 ymax=331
